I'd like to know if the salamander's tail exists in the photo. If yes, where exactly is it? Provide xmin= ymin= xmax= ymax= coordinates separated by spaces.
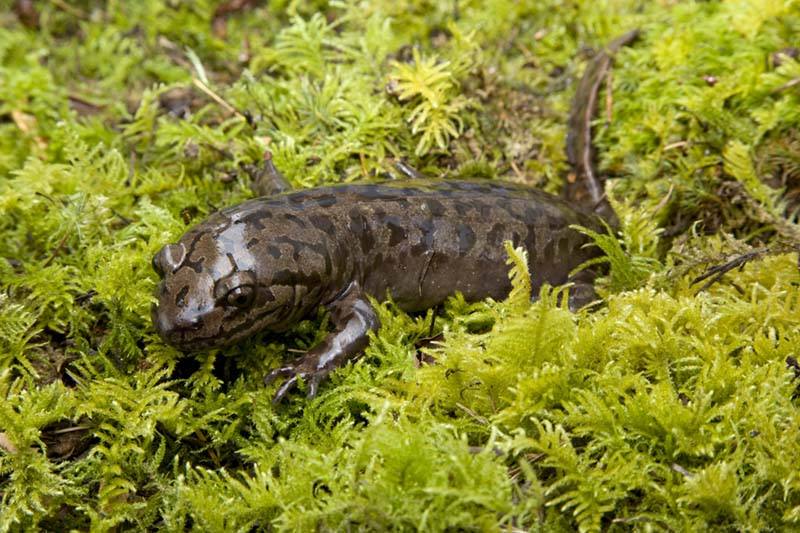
xmin=564 ymin=29 xmax=640 ymax=224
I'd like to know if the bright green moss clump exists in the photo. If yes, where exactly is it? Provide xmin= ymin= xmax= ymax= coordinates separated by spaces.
xmin=1 ymin=1 xmax=799 ymax=531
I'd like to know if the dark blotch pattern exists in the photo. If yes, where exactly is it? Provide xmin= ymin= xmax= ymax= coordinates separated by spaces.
xmin=176 ymin=286 xmax=188 ymax=308
xmin=454 ymin=202 xmax=472 ymax=217
xmin=410 ymin=217 xmax=435 ymax=256
xmin=183 ymin=256 xmax=205 ymax=274
xmin=457 ymin=224 xmax=476 ymax=255
xmin=426 ymin=199 xmax=446 ymax=217
xmin=266 ymin=245 xmax=281 ymax=258
xmin=315 ymin=194 xmax=337 ymax=207
xmin=283 ymin=213 xmax=307 ymax=228
xmin=242 ymin=211 xmax=271 ymax=230
xmin=309 ymin=214 xmax=335 ymax=235
xmin=386 ymin=216 xmax=408 ymax=247
xmin=487 ymin=223 xmax=505 ymax=244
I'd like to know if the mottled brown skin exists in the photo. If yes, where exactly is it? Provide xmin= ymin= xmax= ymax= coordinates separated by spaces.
xmin=152 ymin=31 xmax=637 ymax=402
xmin=152 ymin=180 xmax=604 ymax=398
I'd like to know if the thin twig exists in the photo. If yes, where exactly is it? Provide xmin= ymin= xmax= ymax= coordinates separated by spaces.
xmin=691 ymin=248 xmax=770 ymax=291
xmin=50 ymin=425 xmax=90 ymax=434
xmin=771 ymin=77 xmax=800 ymax=94
xmin=663 ymin=140 xmax=688 ymax=151
xmin=43 ymin=233 xmax=70 ymax=267
xmin=605 ymin=67 xmax=613 ymax=124
xmin=192 ymin=78 xmax=252 ymax=125
xmin=455 ymin=402 xmax=489 ymax=426
xmin=509 ymin=159 xmax=525 ymax=180
xmin=50 ymin=0 xmax=85 ymax=18
xmin=653 ymin=183 xmax=675 ymax=215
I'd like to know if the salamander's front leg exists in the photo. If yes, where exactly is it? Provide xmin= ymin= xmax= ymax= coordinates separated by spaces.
xmin=265 ymin=285 xmax=380 ymax=403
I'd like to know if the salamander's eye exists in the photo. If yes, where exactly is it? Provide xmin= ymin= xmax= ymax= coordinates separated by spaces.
xmin=225 ymin=285 xmax=255 ymax=309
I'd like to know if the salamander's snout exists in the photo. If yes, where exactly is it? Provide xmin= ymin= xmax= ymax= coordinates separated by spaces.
xmin=149 ymin=237 xmax=226 ymax=351
xmin=151 ymin=302 xmax=204 ymax=346
xmin=151 ymin=302 xmax=173 ymax=341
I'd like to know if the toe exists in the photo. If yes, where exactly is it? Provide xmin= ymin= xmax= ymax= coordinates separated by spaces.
xmin=272 ymin=375 xmax=299 ymax=404
xmin=265 ymin=366 xmax=295 ymax=385
xmin=306 ymin=376 xmax=320 ymax=399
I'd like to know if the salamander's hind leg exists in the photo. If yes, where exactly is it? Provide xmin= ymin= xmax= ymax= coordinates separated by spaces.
xmin=566 ymin=281 xmax=599 ymax=311
xmin=250 ymin=151 xmax=292 ymax=197
xmin=563 ymin=269 xmax=602 ymax=311
xmin=265 ymin=283 xmax=380 ymax=404
xmin=531 ymin=270 xmax=601 ymax=311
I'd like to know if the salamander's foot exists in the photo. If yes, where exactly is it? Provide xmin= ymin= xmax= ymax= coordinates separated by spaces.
xmin=264 ymin=283 xmax=380 ymax=405
xmin=567 ymin=281 xmax=600 ymax=311
xmin=264 ymin=360 xmax=327 ymax=404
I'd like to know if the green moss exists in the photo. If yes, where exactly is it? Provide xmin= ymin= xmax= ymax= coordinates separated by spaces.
xmin=1 ymin=0 xmax=799 ymax=531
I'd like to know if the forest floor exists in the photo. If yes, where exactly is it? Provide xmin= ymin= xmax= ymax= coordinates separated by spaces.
xmin=1 ymin=0 xmax=800 ymax=531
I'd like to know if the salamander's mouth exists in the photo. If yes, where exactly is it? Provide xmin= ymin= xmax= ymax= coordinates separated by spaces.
xmin=151 ymin=303 xmax=221 ymax=351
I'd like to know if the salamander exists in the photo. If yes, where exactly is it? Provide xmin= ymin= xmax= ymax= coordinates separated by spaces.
xmin=151 ymin=31 xmax=638 ymax=402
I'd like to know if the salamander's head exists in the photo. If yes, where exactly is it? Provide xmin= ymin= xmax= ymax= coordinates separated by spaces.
xmin=151 ymin=211 xmax=310 ymax=351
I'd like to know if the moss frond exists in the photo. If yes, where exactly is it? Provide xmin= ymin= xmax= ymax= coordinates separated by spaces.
xmin=390 ymin=46 xmax=476 ymax=155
